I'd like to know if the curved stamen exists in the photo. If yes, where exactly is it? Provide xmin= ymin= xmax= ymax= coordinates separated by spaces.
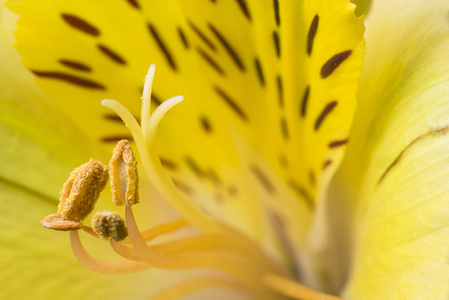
xmin=110 ymin=240 xmax=142 ymax=261
xmin=70 ymin=231 xmax=151 ymax=274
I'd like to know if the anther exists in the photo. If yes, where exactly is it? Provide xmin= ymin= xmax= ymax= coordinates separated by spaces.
xmin=41 ymin=213 xmax=83 ymax=231
xmin=58 ymin=159 xmax=109 ymax=220
xmin=41 ymin=159 xmax=108 ymax=231
xmin=92 ymin=211 xmax=128 ymax=242
xmin=109 ymin=139 xmax=139 ymax=206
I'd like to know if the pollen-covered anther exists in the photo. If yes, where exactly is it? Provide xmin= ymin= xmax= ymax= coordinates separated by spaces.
xmin=57 ymin=159 xmax=109 ymax=221
xmin=109 ymin=139 xmax=139 ymax=206
xmin=92 ymin=211 xmax=128 ymax=242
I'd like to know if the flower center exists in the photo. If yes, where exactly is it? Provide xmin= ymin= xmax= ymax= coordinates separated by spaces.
xmin=41 ymin=65 xmax=342 ymax=300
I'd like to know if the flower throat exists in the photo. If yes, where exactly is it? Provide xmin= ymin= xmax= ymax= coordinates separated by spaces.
xmin=41 ymin=65 xmax=342 ymax=300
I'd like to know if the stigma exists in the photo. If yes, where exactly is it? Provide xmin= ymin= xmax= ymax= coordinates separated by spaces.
xmin=41 ymin=65 xmax=343 ymax=300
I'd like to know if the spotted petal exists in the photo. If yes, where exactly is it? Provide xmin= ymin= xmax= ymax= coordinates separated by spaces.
xmin=325 ymin=0 xmax=449 ymax=297
xmin=8 ymin=0 xmax=364 ymax=255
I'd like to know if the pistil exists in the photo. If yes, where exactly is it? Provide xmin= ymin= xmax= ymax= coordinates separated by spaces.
xmin=102 ymin=97 xmax=222 ymax=234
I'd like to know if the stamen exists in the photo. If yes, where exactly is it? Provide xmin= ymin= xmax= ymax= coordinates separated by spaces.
xmin=92 ymin=211 xmax=128 ymax=242
xmin=264 ymin=273 xmax=344 ymax=300
xmin=69 ymin=230 xmax=151 ymax=274
xmin=109 ymin=139 xmax=139 ymax=206
xmin=149 ymin=276 xmax=261 ymax=300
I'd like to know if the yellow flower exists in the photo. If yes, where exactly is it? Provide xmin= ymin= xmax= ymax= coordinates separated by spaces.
xmin=1 ymin=0 xmax=449 ymax=299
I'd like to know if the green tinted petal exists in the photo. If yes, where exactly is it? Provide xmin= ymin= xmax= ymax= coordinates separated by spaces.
xmin=343 ymin=133 xmax=449 ymax=299
xmin=326 ymin=0 xmax=449 ymax=297
xmin=0 ymin=100 xmax=88 ymax=200
xmin=0 ymin=97 xmax=180 ymax=299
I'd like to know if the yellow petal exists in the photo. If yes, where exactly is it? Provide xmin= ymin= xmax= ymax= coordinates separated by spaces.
xmin=0 ymin=2 xmax=50 ymax=110
xmin=329 ymin=0 xmax=449 ymax=297
xmin=8 ymin=0 xmax=364 ymax=251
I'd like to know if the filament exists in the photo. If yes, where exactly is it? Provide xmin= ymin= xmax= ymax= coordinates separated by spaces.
xmin=70 ymin=231 xmax=151 ymax=274
xmin=81 ymin=225 xmax=99 ymax=238
xmin=110 ymin=240 xmax=142 ymax=261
